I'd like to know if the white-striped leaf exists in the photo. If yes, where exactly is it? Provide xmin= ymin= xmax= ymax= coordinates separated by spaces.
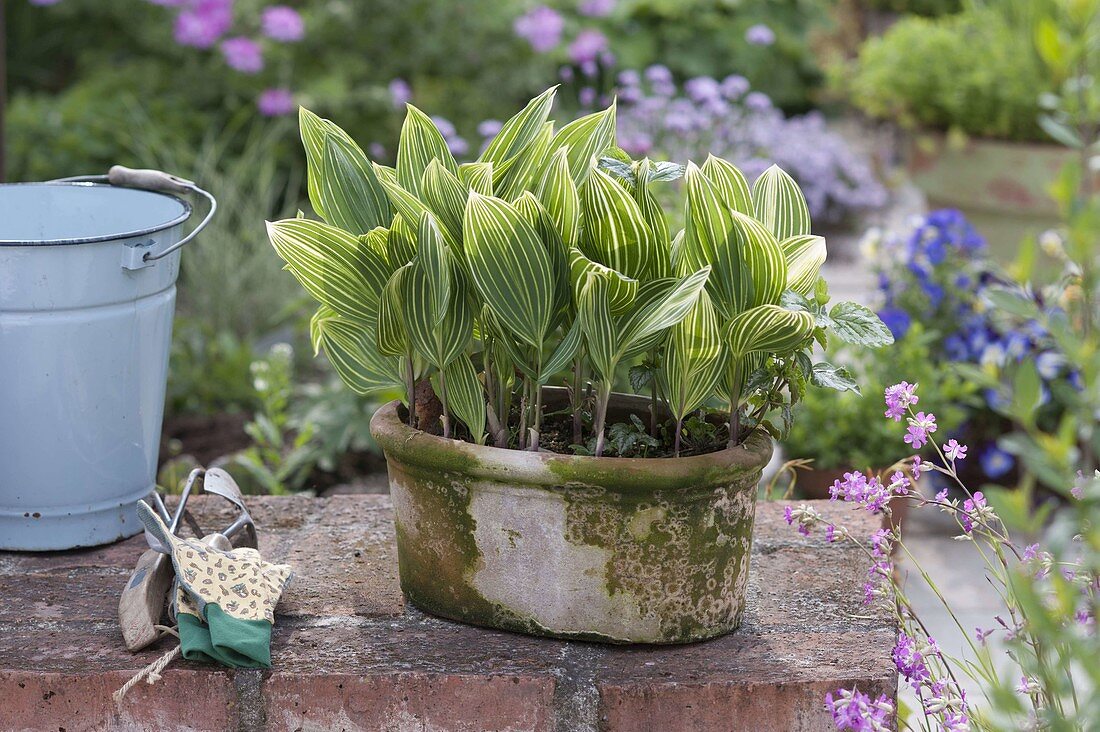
xmin=495 ymin=121 xmax=554 ymax=202
xmin=373 ymin=163 xmax=459 ymax=252
xmin=459 ymin=162 xmax=494 ymax=195
xmin=725 ymin=304 xmax=815 ymax=358
xmin=421 ymin=158 xmax=467 ymax=242
xmin=396 ymin=104 xmax=458 ymax=196
xmin=376 ymin=265 xmax=410 ymax=357
xmin=568 ymin=247 xmax=638 ymax=316
xmin=310 ymin=306 xmax=403 ymax=394
xmin=300 ymin=107 xmax=357 ymax=220
xmin=702 ymin=155 xmax=754 ymax=217
xmin=463 ymin=192 xmax=555 ymax=349
xmin=633 ymin=158 xmax=671 ymax=280
xmin=361 ymin=227 xmax=390 ymax=264
xmin=660 ymin=290 xmax=725 ymax=421
xmin=541 ymin=317 xmax=583 ymax=381
xmin=417 ymin=212 xmax=451 ymax=324
xmin=617 ymin=266 xmax=711 ymax=355
xmin=752 ymin=165 xmax=810 ymax=240
xmin=267 ymin=217 xmax=391 ymax=325
xmin=399 ymin=259 xmax=472 ymax=369
xmin=433 ymin=353 xmax=487 ymax=443
xmin=386 ymin=214 xmax=417 ymax=266
xmin=536 ymin=146 xmax=580 ymax=247
xmin=581 ymin=168 xmax=660 ymax=281
xmin=513 ymin=192 xmax=571 ymax=315
xmin=320 ymin=134 xmax=391 ymax=233
xmin=479 ymin=86 xmax=557 ymax=168
xmin=577 ymin=273 xmax=617 ymax=380
xmin=781 ymin=234 xmax=827 ymax=296
xmin=546 ymin=101 xmax=616 ymax=186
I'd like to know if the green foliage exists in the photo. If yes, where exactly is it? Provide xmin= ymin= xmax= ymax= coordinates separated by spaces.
xmin=167 ymin=320 xmax=261 ymax=417
xmin=785 ymin=324 xmax=976 ymax=471
xmin=268 ymin=89 xmax=890 ymax=457
xmin=861 ymin=0 xmax=962 ymax=15
xmin=846 ymin=6 xmax=1062 ymax=141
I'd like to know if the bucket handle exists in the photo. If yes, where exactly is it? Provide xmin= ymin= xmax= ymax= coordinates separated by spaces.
xmin=51 ymin=166 xmax=217 ymax=267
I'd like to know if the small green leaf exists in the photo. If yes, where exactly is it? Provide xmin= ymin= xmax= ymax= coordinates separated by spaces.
xmin=546 ymin=101 xmax=617 ymax=186
xmin=702 ymin=155 xmax=753 ymax=216
xmin=459 ymin=162 xmax=494 ymax=195
xmin=396 ymin=104 xmax=458 ymax=195
xmin=827 ymin=301 xmax=894 ymax=347
xmin=479 ymin=86 xmax=557 ymax=168
xmin=725 ymin=305 xmax=815 ymax=358
xmin=319 ymin=134 xmax=391 ymax=233
xmin=568 ymin=247 xmax=638 ymax=315
xmin=435 ymin=353 xmax=487 ymax=443
xmin=420 ymin=159 xmax=467 ymax=242
xmin=536 ymin=146 xmax=581 ymax=246
xmin=752 ymin=165 xmax=810 ymax=240
xmin=781 ymin=234 xmax=827 ymax=296
xmin=577 ymin=273 xmax=617 ymax=380
xmin=810 ymin=362 xmax=860 ymax=394
xmin=581 ymin=167 xmax=660 ymax=281
xmin=310 ymin=306 xmax=403 ymax=394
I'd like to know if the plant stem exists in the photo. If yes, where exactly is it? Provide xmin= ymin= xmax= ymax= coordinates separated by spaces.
xmin=728 ymin=393 xmax=740 ymax=449
xmin=673 ymin=417 xmax=683 ymax=458
xmin=404 ymin=355 xmax=416 ymax=428
xmin=649 ymin=348 xmax=659 ymax=438
xmin=593 ymin=381 xmax=612 ymax=457
xmin=571 ymin=357 xmax=584 ymax=445
xmin=530 ymin=377 xmax=543 ymax=452
xmin=438 ymin=367 xmax=451 ymax=439
xmin=517 ymin=377 xmax=529 ymax=450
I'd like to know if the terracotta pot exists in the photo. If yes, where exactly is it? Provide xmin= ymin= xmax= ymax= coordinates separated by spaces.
xmin=906 ymin=133 xmax=1082 ymax=257
xmin=370 ymin=388 xmax=773 ymax=644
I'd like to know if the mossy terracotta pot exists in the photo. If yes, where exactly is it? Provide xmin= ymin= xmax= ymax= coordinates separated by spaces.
xmin=369 ymin=388 xmax=773 ymax=644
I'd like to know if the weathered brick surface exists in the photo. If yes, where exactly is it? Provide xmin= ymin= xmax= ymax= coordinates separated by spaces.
xmin=0 ymin=496 xmax=895 ymax=731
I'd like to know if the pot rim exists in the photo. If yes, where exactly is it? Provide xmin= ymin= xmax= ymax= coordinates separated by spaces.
xmin=369 ymin=390 xmax=773 ymax=493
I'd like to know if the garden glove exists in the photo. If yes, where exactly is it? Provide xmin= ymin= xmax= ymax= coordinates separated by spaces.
xmin=136 ymin=501 xmax=292 ymax=668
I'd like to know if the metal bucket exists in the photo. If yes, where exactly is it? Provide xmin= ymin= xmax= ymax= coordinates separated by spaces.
xmin=0 ymin=167 xmax=215 ymax=550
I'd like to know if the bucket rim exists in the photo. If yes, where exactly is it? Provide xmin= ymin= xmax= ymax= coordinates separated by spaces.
xmin=0 ymin=181 xmax=193 ymax=247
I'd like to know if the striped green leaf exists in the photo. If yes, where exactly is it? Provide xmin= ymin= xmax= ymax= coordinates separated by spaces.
xmin=399 ymin=258 xmax=472 ymax=369
xmin=421 ymin=158 xmax=467 ymax=242
xmin=546 ymin=101 xmax=616 ymax=186
xmin=360 ymin=226 xmax=390 ymax=264
xmin=536 ymin=146 xmax=580 ymax=247
xmin=396 ymin=104 xmax=458 ymax=196
xmin=495 ymin=121 xmax=554 ymax=202
xmin=373 ymin=163 xmax=460 ymax=252
xmin=568 ymin=247 xmax=638 ymax=316
xmin=660 ymin=290 xmax=725 ymax=421
xmin=781 ymin=234 xmax=827 ymax=296
xmin=386 ymin=214 xmax=417 ymax=266
xmin=433 ymin=353 xmax=487 ymax=443
xmin=581 ymin=168 xmax=660 ymax=281
xmin=479 ymin=86 xmax=557 ymax=168
xmin=459 ymin=162 xmax=494 ymax=195
xmin=417 ymin=212 xmax=451 ymax=324
xmin=751 ymin=165 xmax=810 ymax=240
xmin=310 ymin=306 xmax=403 ymax=394
xmin=376 ymin=265 xmax=410 ymax=357
xmin=541 ymin=317 xmax=583 ymax=381
xmin=577 ymin=273 xmax=617 ymax=380
xmin=513 ymin=192 xmax=570 ymax=315
xmin=633 ymin=159 xmax=671 ymax=279
xmin=701 ymin=155 xmax=754 ymax=217
xmin=267 ymin=217 xmax=391 ymax=325
xmin=725 ymin=304 xmax=815 ymax=358
xmin=319 ymin=134 xmax=391 ymax=234
xmin=463 ymin=192 xmax=555 ymax=349
xmin=617 ymin=266 xmax=711 ymax=355
xmin=299 ymin=107 xmax=355 ymax=220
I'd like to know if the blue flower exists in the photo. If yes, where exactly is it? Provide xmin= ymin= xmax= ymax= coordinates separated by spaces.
xmin=980 ymin=446 xmax=1015 ymax=479
xmin=1036 ymin=351 xmax=1064 ymax=379
xmin=944 ymin=335 xmax=970 ymax=361
xmin=877 ymin=307 xmax=912 ymax=340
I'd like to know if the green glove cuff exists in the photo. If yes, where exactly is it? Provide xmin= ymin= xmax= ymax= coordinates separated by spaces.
xmin=179 ymin=604 xmax=273 ymax=669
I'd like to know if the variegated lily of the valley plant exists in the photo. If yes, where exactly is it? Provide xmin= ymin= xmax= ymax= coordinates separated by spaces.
xmin=268 ymin=88 xmax=892 ymax=457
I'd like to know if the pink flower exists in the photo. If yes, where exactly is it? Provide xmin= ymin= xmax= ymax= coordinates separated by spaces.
xmin=961 ymin=491 xmax=987 ymax=533
xmin=261 ymin=5 xmax=304 ymax=42
xmin=568 ymin=29 xmax=609 ymax=65
xmin=174 ymin=0 xmax=233 ymax=49
xmin=257 ymin=87 xmax=294 ymax=116
xmin=884 ymin=381 xmax=918 ymax=421
xmin=945 ymin=439 xmax=968 ymax=461
xmin=514 ymin=5 xmax=564 ymax=53
xmin=904 ymin=411 xmax=937 ymax=449
xmin=221 ymin=36 xmax=264 ymax=73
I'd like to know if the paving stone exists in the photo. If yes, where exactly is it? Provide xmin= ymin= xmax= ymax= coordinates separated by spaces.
xmin=0 ymin=496 xmax=895 ymax=731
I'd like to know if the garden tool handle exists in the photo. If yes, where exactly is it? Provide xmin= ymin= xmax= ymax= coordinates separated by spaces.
xmin=106 ymin=166 xmax=217 ymax=262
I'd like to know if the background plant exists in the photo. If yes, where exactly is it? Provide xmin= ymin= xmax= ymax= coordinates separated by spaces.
xmin=267 ymin=88 xmax=893 ymax=458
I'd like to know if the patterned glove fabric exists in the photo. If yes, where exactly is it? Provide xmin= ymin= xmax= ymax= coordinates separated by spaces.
xmin=137 ymin=501 xmax=292 ymax=668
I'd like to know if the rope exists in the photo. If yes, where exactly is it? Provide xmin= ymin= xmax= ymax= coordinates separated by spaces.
xmin=113 ymin=629 xmax=182 ymax=705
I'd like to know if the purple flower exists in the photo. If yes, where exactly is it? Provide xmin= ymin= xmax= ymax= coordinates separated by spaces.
xmin=578 ymin=0 xmax=615 ymax=17
xmin=1022 ymin=543 xmax=1039 ymax=561
xmin=684 ymin=76 xmax=721 ymax=103
xmin=825 ymin=525 xmax=837 ymax=543
xmin=979 ymin=447 xmax=1014 ymax=479
xmin=257 ymin=87 xmax=294 ymax=116
xmin=975 ymin=626 xmax=993 ymax=644
xmin=888 ymin=471 xmax=910 ymax=495
xmin=389 ymin=79 xmax=412 ymax=108
xmin=884 ymin=381 xmax=918 ymax=421
xmin=893 ymin=633 xmax=932 ymax=689
xmin=945 ymin=439 xmax=968 ymax=461
xmin=745 ymin=23 xmax=776 ymax=46
xmin=960 ymin=491 xmax=987 ymax=533
xmin=618 ymin=69 xmax=641 ymax=87
xmin=644 ymin=64 xmax=673 ymax=84
xmin=934 ymin=488 xmax=949 ymax=503
xmin=784 ymin=505 xmax=794 ymax=525
xmin=720 ymin=74 xmax=750 ymax=99
xmin=174 ymin=0 xmax=233 ymax=49
xmin=904 ymin=412 xmax=937 ymax=450
xmin=261 ymin=5 xmax=304 ymax=42
xmin=568 ymin=29 xmax=609 ymax=65
xmin=830 ymin=471 xmax=891 ymax=513
xmin=220 ymin=37 xmax=264 ymax=73
xmin=477 ymin=119 xmax=503 ymax=138
xmin=578 ymin=86 xmax=597 ymax=107
xmin=824 ymin=687 xmax=893 ymax=731
xmin=514 ymin=6 xmax=564 ymax=53
xmin=29 ymin=0 xmax=62 ymax=5
xmin=744 ymin=91 xmax=772 ymax=111
xmin=869 ymin=529 xmax=893 ymax=558
xmin=368 ymin=142 xmax=386 ymax=159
